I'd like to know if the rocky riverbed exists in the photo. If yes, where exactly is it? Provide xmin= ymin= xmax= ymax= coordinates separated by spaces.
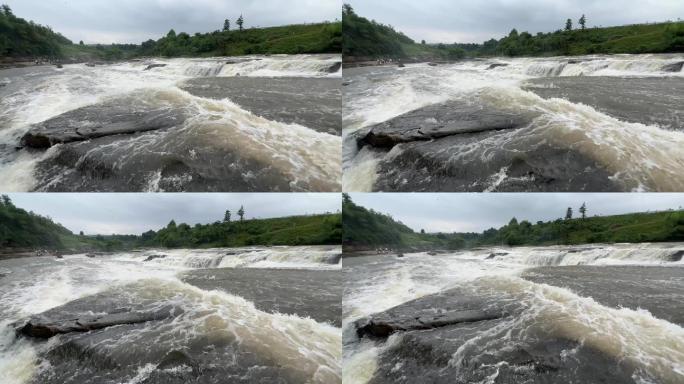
xmin=343 ymin=243 xmax=684 ymax=384
xmin=0 ymin=246 xmax=342 ymax=384
xmin=0 ymin=55 xmax=342 ymax=192
xmin=343 ymin=54 xmax=684 ymax=192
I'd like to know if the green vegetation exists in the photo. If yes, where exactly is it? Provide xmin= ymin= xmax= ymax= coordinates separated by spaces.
xmin=342 ymin=194 xmax=684 ymax=251
xmin=0 ymin=195 xmax=341 ymax=254
xmin=342 ymin=4 xmax=464 ymax=61
xmin=0 ymin=4 xmax=340 ymax=64
xmin=0 ymin=4 xmax=71 ymax=58
xmin=342 ymin=3 xmax=684 ymax=60
xmin=138 ymin=22 xmax=341 ymax=57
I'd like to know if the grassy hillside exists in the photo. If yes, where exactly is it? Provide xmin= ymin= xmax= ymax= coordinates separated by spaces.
xmin=478 ymin=21 xmax=684 ymax=57
xmin=342 ymin=3 xmax=684 ymax=60
xmin=0 ymin=194 xmax=341 ymax=254
xmin=141 ymin=22 xmax=341 ymax=58
xmin=140 ymin=213 xmax=341 ymax=248
xmin=0 ymin=4 xmax=340 ymax=64
xmin=342 ymin=195 xmax=684 ymax=251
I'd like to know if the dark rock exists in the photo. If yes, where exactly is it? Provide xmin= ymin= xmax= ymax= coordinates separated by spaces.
xmin=427 ymin=62 xmax=438 ymax=66
xmin=667 ymin=250 xmax=684 ymax=262
xmin=85 ymin=63 xmax=96 ymax=67
xmin=358 ymin=100 xmax=534 ymax=149
xmin=55 ymin=64 xmax=63 ymax=69
xmin=486 ymin=252 xmax=508 ymax=259
xmin=662 ymin=61 xmax=684 ymax=72
xmin=17 ymin=305 xmax=181 ymax=338
xmin=398 ymin=63 xmax=405 ymax=68
xmin=427 ymin=251 xmax=437 ymax=256
xmin=144 ymin=63 xmax=167 ymax=71
xmin=342 ymin=81 xmax=351 ymax=86
xmin=396 ymin=253 xmax=404 ymax=258
xmin=487 ymin=63 xmax=508 ymax=70
xmin=21 ymin=96 xmax=187 ymax=149
xmin=143 ymin=254 xmax=166 ymax=262
xmin=357 ymin=309 xmax=503 ymax=338
xmin=326 ymin=61 xmax=342 ymax=73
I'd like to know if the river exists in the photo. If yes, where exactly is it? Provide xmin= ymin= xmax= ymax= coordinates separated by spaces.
xmin=0 ymin=245 xmax=342 ymax=384
xmin=343 ymin=242 xmax=684 ymax=384
xmin=343 ymin=54 xmax=684 ymax=192
xmin=0 ymin=54 xmax=342 ymax=192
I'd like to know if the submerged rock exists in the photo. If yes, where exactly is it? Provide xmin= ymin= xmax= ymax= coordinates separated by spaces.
xmin=143 ymin=254 xmax=167 ymax=262
xmin=662 ymin=61 xmax=684 ymax=72
xmin=326 ymin=61 xmax=342 ymax=73
xmin=144 ymin=63 xmax=167 ymax=71
xmin=487 ymin=63 xmax=509 ymax=70
xmin=180 ymin=77 xmax=342 ymax=136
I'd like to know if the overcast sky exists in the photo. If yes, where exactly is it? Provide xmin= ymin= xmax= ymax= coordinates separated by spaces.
xmin=7 ymin=193 xmax=340 ymax=235
xmin=347 ymin=0 xmax=684 ymax=43
xmin=4 ymin=0 xmax=340 ymax=44
xmin=349 ymin=193 xmax=684 ymax=233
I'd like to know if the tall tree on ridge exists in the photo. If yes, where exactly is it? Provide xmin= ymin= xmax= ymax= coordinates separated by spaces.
xmin=238 ymin=206 xmax=245 ymax=221
xmin=565 ymin=18 xmax=573 ymax=31
xmin=237 ymin=15 xmax=244 ymax=31
xmin=579 ymin=14 xmax=586 ymax=30
xmin=223 ymin=19 xmax=230 ymax=31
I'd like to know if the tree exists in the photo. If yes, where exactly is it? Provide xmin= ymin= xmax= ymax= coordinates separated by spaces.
xmin=421 ymin=40 xmax=426 ymax=45
xmin=342 ymin=3 xmax=354 ymax=16
xmin=237 ymin=15 xmax=244 ymax=31
xmin=579 ymin=203 xmax=587 ymax=219
xmin=565 ymin=19 xmax=573 ymax=31
xmin=420 ymin=229 xmax=425 ymax=234
xmin=224 ymin=210 xmax=231 ymax=223
xmin=167 ymin=29 xmax=176 ymax=38
xmin=223 ymin=19 xmax=230 ymax=31
xmin=79 ymin=231 xmax=84 ymax=236
xmin=1 ymin=4 xmax=13 ymax=17
xmin=167 ymin=220 xmax=177 ymax=229
xmin=565 ymin=207 xmax=573 ymax=220
xmin=79 ymin=40 xmax=84 ymax=45
xmin=238 ymin=206 xmax=245 ymax=221
xmin=1 ymin=195 xmax=11 ymax=206
xmin=579 ymin=14 xmax=586 ymax=30
xmin=342 ymin=193 xmax=351 ymax=204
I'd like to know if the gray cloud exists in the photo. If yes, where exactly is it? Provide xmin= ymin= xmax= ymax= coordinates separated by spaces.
xmin=347 ymin=0 xmax=684 ymax=43
xmin=6 ymin=193 xmax=340 ymax=235
xmin=349 ymin=193 xmax=684 ymax=233
xmin=4 ymin=0 xmax=340 ymax=44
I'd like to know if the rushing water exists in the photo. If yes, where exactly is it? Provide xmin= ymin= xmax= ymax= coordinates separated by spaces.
xmin=0 ymin=245 xmax=342 ymax=384
xmin=343 ymin=54 xmax=684 ymax=192
xmin=342 ymin=243 xmax=684 ymax=384
xmin=0 ymin=54 xmax=342 ymax=192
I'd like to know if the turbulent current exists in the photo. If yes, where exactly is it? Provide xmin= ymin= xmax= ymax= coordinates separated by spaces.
xmin=0 ymin=54 xmax=342 ymax=192
xmin=343 ymin=54 xmax=684 ymax=192
xmin=343 ymin=243 xmax=684 ymax=384
xmin=0 ymin=245 xmax=342 ymax=384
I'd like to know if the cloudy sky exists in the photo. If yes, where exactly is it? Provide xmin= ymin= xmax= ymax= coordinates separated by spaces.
xmin=347 ymin=0 xmax=684 ymax=43
xmin=4 ymin=0 xmax=340 ymax=44
xmin=7 ymin=193 xmax=340 ymax=235
xmin=349 ymin=193 xmax=684 ymax=233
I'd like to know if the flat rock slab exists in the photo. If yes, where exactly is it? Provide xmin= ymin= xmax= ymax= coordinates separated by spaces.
xmin=524 ymin=76 xmax=684 ymax=130
xmin=181 ymin=77 xmax=342 ymax=135
xmin=18 ymin=305 xmax=180 ymax=338
xmin=21 ymin=95 xmax=188 ymax=148
xmin=182 ymin=268 xmax=341 ymax=327
xmin=358 ymin=100 xmax=534 ymax=148
xmin=522 ymin=265 xmax=684 ymax=326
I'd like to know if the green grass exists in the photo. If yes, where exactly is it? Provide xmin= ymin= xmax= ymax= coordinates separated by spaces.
xmin=342 ymin=194 xmax=684 ymax=251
